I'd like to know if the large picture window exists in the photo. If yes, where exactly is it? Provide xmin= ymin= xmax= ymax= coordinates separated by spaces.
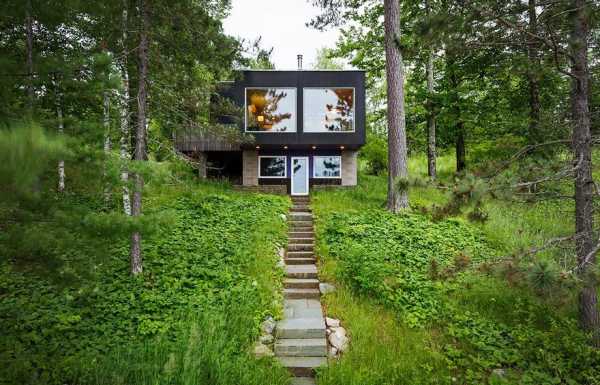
xmin=303 ymin=88 xmax=354 ymax=132
xmin=259 ymin=156 xmax=287 ymax=178
xmin=246 ymin=88 xmax=296 ymax=132
xmin=313 ymin=156 xmax=341 ymax=178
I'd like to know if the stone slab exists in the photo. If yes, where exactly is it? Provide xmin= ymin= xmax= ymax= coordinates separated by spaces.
xmin=276 ymin=317 xmax=326 ymax=339
xmin=274 ymin=338 xmax=327 ymax=357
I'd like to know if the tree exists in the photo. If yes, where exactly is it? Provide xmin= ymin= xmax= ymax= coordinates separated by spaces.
xmin=569 ymin=0 xmax=598 ymax=345
xmin=384 ymin=0 xmax=409 ymax=212
xmin=312 ymin=47 xmax=345 ymax=70
xmin=425 ymin=0 xmax=437 ymax=180
xmin=130 ymin=0 xmax=149 ymax=275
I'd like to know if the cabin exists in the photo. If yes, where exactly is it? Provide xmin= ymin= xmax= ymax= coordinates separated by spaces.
xmin=175 ymin=66 xmax=366 ymax=196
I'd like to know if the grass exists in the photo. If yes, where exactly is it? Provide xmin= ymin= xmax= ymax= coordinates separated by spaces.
xmin=311 ymin=153 xmax=598 ymax=384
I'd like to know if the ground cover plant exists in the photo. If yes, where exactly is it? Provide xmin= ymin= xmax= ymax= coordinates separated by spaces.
xmin=0 ymin=178 xmax=291 ymax=385
xmin=312 ymin=155 xmax=600 ymax=385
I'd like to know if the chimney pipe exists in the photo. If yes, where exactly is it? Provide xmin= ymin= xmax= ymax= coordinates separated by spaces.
xmin=297 ymin=54 xmax=303 ymax=70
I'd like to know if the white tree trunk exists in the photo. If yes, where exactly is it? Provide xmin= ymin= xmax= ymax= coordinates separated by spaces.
xmin=103 ymin=90 xmax=112 ymax=204
xmin=55 ymin=76 xmax=65 ymax=192
xmin=120 ymin=1 xmax=131 ymax=216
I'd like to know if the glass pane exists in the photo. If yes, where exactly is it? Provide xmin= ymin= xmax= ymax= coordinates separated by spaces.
xmin=293 ymin=159 xmax=308 ymax=194
xmin=314 ymin=156 xmax=341 ymax=178
xmin=303 ymin=88 xmax=354 ymax=132
xmin=260 ymin=157 xmax=286 ymax=177
xmin=246 ymin=88 xmax=296 ymax=132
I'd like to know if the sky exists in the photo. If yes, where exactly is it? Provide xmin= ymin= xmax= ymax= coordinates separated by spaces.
xmin=223 ymin=0 xmax=341 ymax=70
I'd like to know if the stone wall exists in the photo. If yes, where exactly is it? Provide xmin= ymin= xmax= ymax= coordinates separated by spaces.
xmin=242 ymin=150 xmax=258 ymax=186
xmin=341 ymin=150 xmax=358 ymax=186
xmin=233 ymin=185 xmax=287 ymax=195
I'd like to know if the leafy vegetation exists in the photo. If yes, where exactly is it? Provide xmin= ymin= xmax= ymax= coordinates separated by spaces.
xmin=0 ymin=180 xmax=290 ymax=385
xmin=312 ymin=155 xmax=600 ymax=384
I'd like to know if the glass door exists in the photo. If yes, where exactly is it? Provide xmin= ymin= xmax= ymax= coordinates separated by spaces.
xmin=291 ymin=157 xmax=309 ymax=196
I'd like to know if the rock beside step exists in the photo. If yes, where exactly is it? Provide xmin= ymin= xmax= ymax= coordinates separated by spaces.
xmin=284 ymin=288 xmax=320 ymax=299
xmin=277 ymin=356 xmax=327 ymax=377
xmin=274 ymin=338 xmax=327 ymax=357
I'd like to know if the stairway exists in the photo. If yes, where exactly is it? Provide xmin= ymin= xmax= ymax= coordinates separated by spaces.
xmin=275 ymin=196 xmax=326 ymax=384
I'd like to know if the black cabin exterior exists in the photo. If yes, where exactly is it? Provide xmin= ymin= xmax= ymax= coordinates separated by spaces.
xmin=175 ymin=69 xmax=366 ymax=195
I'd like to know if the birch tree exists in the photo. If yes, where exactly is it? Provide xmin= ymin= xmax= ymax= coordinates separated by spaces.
xmin=120 ymin=0 xmax=131 ymax=216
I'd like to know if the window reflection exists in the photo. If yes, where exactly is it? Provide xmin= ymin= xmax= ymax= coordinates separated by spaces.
xmin=246 ymin=88 xmax=296 ymax=132
xmin=259 ymin=156 xmax=287 ymax=177
xmin=304 ymin=88 xmax=354 ymax=132
xmin=313 ymin=156 xmax=341 ymax=178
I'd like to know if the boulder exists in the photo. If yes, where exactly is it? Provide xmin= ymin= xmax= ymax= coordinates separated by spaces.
xmin=330 ymin=326 xmax=346 ymax=337
xmin=261 ymin=316 xmax=276 ymax=335
xmin=254 ymin=342 xmax=274 ymax=358
xmin=328 ymin=328 xmax=348 ymax=352
xmin=277 ymin=247 xmax=285 ymax=259
xmin=279 ymin=213 xmax=287 ymax=221
xmin=328 ymin=346 xmax=338 ymax=358
xmin=319 ymin=282 xmax=336 ymax=295
xmin=259 ymin=334 xmax=274 ymax=345
xmin=325 ymin=317 xmax=340 ymax=328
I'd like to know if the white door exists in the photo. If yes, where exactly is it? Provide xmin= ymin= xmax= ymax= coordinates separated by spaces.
xmin=291 ymin=157 xmax=309 ymax=196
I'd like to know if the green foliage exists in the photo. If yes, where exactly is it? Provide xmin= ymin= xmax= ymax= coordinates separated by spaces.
xmin=0 ymin=184 xmax=289 ymax=385
xmin=360 ymin=133 xmax=388 ymax=175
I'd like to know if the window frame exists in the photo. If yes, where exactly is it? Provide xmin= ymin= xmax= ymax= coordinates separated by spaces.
xmin=313 ymin=155 xmax=342 ymax=179
xmin=244 ymin=87 xmax=297 ymax=133
xmin=302 ymin=87 xmax=356 ymax=133
xmin=258 ymin=155 xmax=288 ymax=178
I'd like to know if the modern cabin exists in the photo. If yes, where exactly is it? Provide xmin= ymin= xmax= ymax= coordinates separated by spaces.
xmin=175 ymin=68 xmax=366 ymax=196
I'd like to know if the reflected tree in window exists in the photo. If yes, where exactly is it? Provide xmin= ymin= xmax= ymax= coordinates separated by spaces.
xmin=314 ymin=156 xmax=341 ymax=177
xmin=246 ymin=88 xmax=296 ymax=132
xmin=304 ymin=88 xmax=354 ymax=132
xmin=260 ymin=157 xmax=286 ymax=177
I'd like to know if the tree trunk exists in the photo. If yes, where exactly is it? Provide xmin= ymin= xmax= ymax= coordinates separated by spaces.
xmin=570 ymin=0 xmax=599 ymax=346
xmin=448 ymin=54 xmax=466 ymax=173
xmin=130 ymin=0 xmax=149 ymax=275
xmin=25 ymin=0 xmax=34 ymax=112
xmin=527 ymin=0 xmax=541 ymax=145
xmin=384 ymin=0 xmax=409 ymax=212
xmin=55 ymin=75 xmax=65 ymax=192
xmin=120 ymin=1 xmax=132 ymax=216
xmin=425 ymin=0 xmax=436 ymax=180
xmin=103 ymin=90 xmax=112 ymax=205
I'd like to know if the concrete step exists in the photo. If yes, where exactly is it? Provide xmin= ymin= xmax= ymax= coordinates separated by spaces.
xmin=277 ymin=356 xmax=327 ymax=377
xmin=291 ymin=378 xmax=316 ymax=385
xmin=287 ymin=251 xmax=314 ymax=258
xmin=289 ymin=213 xmax=313 ymax=221
xmin=285 ymin=257 xmax=316 ymax=265
xmin=284 ymin=278 xmax=320 ymax=289
xmin=276 ymin=317 xmax=326 ymax=339
xmin=275 ymin=338 xmax=327 ymax=357
xmin=288 ymin=243 xmax=314 ymax=251
xmin=289 ymin=231 xmax=314 ymax=238
xmin=291 ymin=196 xmax=310 ymax=202
xmin=284 ymin=299 xmax=323 ymax=319
xmin=290 ymin=220 xmax=313 ymax=228
xmin=290 ymin=207 xmax=311 ymax=212
xmin=289 ymin=227 xmax=313 ymax=233
xmin=288 ymin=237 xmax=314 ymax=244
xmin=285 ymin=265 xmax=318 ymax=279
xmin=284 ymin=288 xmax=320 ymax=299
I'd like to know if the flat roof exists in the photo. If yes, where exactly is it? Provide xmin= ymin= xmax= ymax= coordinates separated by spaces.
xmin=235 ymin=69 xmax=366 ymax=72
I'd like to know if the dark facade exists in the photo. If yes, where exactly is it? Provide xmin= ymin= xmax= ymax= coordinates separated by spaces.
xmin=176 ymin=69 xmax=366 ymax=195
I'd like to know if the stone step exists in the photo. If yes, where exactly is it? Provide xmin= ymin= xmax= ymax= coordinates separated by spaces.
xmin=290 ymin=220 xmax=313 ymax=228
xmin=285 ymin=265 xmax=318 ymax=279
xmin=290 ymin=207 xmax=311 ymax=212
xmin=291 ymin=196 xmax=310 ymax=202
xmin=289 ymin=227 xmax=313 ymax=233
xmin=289 ymin=213 xmax=313 ymax=221
xmin=287 ymin=251 xmax=314 ymax=258
xmin=284 ymin=299 xmax=323 ymax=319
xmin=291 ymin=378 xmax=316 ymax=385
xmin=284 ymin=288 xmax=320 ymax=299
xmin=277 ymin=356 xmax=327 ymax=377
xmin=288 ymin=237 xmax=315 ymax=244
xmin=285 ymin=257 xmax=316 ymax=265
xmin=288 ymin=243 xmax=314 ymax=251
xmin=284 ymin=278 xmax=320 ymax=289
xmin=276 ymin=317 xmax=326 ymax=339
xmin=289 ymin=231 xmax=314 ymax=238
xmin=274 ymin=338 xmax=327 ymax=357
